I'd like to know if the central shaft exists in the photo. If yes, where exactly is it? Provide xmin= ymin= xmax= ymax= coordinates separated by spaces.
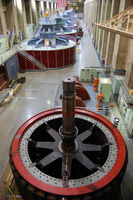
xmin=62 ymin=77 xmax=75 ymax=135
xmin=60 ymin=77 xmax=77 ymax=153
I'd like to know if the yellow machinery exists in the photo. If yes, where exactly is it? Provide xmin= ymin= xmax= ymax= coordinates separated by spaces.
xmin=6 ymin=170 xmax=22 ymax=200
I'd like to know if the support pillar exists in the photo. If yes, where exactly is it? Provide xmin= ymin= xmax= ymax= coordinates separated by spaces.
xmin=124 ymin=38 xmax=133 ymax=88
xmin=97 ymin=0 xmax=106 ymax=53
xmin=105 ymin=0 xmax=120 ymax=67
xmin=30 ymin=0 xmax=38 ymax=25
xmin=25 ymin=0 xmax=33 ymax=24
xmin=17 ymin=0 xmax=28 ymax=39
xmin=93 ymin=0 xmax=98 ymax=42
xmin=101 ymin=0 xmax=112 ymax=60
xmin=112 ymin=0 xmax=132 ymax=71
xmin=95 ymin=0 xmax=101 ymax=49
xmin=5 ymin=0 xmax=20 ymax=43
xmin=125 ymin=61 xmax=133 ymax=88
xmin=54 ymin=3 xmax=57 ymax=13
xmin=36 ymin=1 xmax=40 ymax=19
xmin=44 ymin=2 xmax=46 ymax=15
xmin=46 ymin=2 xmax=49 ymax=15
xmin=0 ymin=0 xmax=7 ymax=34
xmin=51 ymin=2 xmax=54 ymax=15
xmin=41 ymin=1 xmax=45 ymax=18
xmin=49 ymin=2 xmax=52 ymax=16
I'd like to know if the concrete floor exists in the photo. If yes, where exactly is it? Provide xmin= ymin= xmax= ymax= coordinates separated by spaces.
xmin=0 ymin=20 xmax=132 ymax=200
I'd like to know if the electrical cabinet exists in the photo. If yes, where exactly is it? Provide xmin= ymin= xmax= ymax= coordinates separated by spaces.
xmin=85 ymin=68 xmax=94 ymax=82
xmin=124 ymin=108 xmax=133 ymax=130
xmin=98 ymin=78 xmax=112 ymax=102
xmin=118 ymin=88 xmax=133 ymax=133
xmin=6 ymin=55 xmax=19 ymax=80
xmin=112 ymin=75 xmax=124 ymax=95
xmin=27 ymin=24 xmax=33 ymax=38
xmin=0 ymin=35 xmax=9 ymax=55
xmin=129 ymin=117 xmax=133 ymax=137
xmin=80 ymin=68 xmax=86 ymax=81
xmin=80 ymin=67 xmax=104 ymax=82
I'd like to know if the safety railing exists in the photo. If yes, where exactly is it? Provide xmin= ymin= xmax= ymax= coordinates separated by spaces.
xmin=57 ymin=34 xmax=76 ymax=42
xmin=120 ymin=81 xmax=133 ymax=105
xmin=18 ymin=49 xmax=46 ymax=71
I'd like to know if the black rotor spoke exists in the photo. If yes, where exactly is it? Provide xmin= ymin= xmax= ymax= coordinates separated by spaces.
xmin=37 ymin=151 xmax=61 ymax=168
xmin=46 ymin=123 xmax=60 ymax=141
xmin=75 ymin=152 xmax=97 ymax=171
xmin=35 ymin=141 xmax=56 ymax=149
xmin=77 ymin=124 xmax=95 ymax=142
xmin=81 ymin=144 xmax=103 ymax=152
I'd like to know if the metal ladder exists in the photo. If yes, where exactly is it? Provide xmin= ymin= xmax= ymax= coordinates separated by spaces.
xmin=18 ymin=50 xmax=46 ymax=71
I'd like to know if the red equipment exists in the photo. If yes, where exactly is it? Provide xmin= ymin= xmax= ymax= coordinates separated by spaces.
xmin=97 ymin=93 xmax=103 ymax=112
xmin=76 ymin=96 xmax=86 ymax=107
xmin=75 ymin=81 xmax=90 ymax=100
xmin=93 ymin=77 xmax=99 ymax=92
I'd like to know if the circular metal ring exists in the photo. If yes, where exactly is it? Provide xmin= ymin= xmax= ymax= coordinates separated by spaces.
xmin=10 ymin=108 xmax=127 ymax=197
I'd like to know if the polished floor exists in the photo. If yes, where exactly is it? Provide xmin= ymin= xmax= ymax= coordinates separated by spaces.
xmin=0 ymin=20 xmax=132 ymax=200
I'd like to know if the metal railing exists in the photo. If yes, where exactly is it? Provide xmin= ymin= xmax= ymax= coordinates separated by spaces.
xmin=18 ymin=50 xmax=46 ymax=71
xmin=120 ymin=81 xmax=133 ymax=105
xmin=57 ymin=34 xmax=76 ymax=42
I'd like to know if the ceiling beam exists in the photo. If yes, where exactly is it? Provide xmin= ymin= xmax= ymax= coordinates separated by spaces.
xmin=95 ymin=6 xmax=133 ymax=39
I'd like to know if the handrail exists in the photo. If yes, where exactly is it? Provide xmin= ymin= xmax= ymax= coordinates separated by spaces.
xmin=18 ymin=49 xmax=46 ymax=71
xmin=119 ymin=80 xmax=133 ymax=105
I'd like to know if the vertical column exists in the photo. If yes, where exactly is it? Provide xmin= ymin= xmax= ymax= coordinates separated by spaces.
xmin=90 ymin=1 xmax=95 ymax=34
xmin=125 ymin=61 xmax=133 ymax=88
xmin=46 ymin=2 xmax=49 ymax=15
xmin=95 ymin=0 xmax=101 ymax=48
xmin=87 ymin=2 xmax=89 ymax=28
xmin=101 ymin=0 xmax=112 ymax=60
xmin=49 ymin=2 xmax=52 ymax=16
xmin=36 ymin=1 xmax=40 ymax=19
xmin=25 ymin=0 xmax=33 ymax=24
xmin=51 ymin=2 xmax=54 ymax=15
xmin=17 ymin=0 xmax=28 ymax=39
xmin=86 ymin=2 xmax=90 ymax=31
xmin=12 ymin=0 xmax=20 ymax=43
xmin=41 ymin=1 xmax=45 ymax=18
xmin=112 ymin=0 xmax=131 ymax=71
xmin=44 ymin=2 xmax=46 ymax=15
xmin=54 ymin=3 xmax=57 ymax=13
xmin=84 ymin=1 xmax=88 ymax=26
xmin=84 ymin=1 xmax=87 ymax=23
xmin=84 ymin=1 xmax=96 ymax=35
xmin=105 ymin=0 xmax=120 ymax=67
xmin=5 ymin=0 xmax=20 ymax=43
xmin=124 ymin=38 xmax=133 ymax=87
xmin=93 ymin=0 xmax=98 ymax=40
xmin=97 ymin=0 xmax=105 ymax=53
xmin=54 ymin=3 xmax=57 ymax=12
xmin=30 ymin=0 xmax=38 ymax=25
xmin=0 ymin=0 xmax=7 ymax=34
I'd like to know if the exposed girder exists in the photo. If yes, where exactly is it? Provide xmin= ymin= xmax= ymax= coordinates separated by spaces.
xmin=95 ymin=6 xmax=133 ymax=39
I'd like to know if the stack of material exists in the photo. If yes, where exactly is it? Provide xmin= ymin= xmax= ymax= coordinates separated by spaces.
xmin=0 ymin=77 xmax=26 ymax=106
